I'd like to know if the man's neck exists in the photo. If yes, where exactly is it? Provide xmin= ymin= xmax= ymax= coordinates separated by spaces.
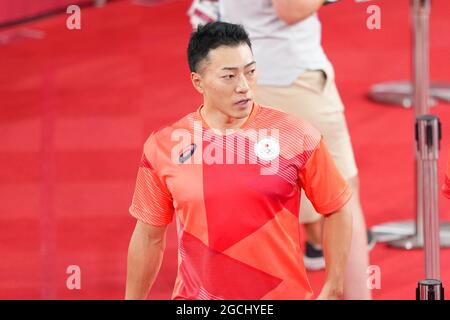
xmin=201 ymin=104 xmax=252 ymax=135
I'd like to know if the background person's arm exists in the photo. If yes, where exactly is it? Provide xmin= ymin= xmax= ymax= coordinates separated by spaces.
xmin=272 ymin=0 xmax=326 ymax=25
xmin=125 ymin=221 xmax=168 ymax=300
xmin=316 ymin=206 xmax=352 ymax=300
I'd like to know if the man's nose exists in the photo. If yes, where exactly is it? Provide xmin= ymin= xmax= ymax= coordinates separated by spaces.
xmin=236 ymin=74 xmax=250 ymax=93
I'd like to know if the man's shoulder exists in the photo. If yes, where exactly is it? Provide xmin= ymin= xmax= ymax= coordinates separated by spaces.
xmin=144 ymin=111 xmax=197 ymax=148
xmin=141 ymin=110 xmax=198 ymax=168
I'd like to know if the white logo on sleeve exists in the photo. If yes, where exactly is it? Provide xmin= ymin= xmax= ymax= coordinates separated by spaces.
xmin=254 ymin=137 xmax=280 ymax=161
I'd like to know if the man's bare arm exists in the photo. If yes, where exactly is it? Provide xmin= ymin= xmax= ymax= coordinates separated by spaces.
xmin=272 ymin=0 xmax=326 ymax=25
xmin=125 ymin=221 xmax=168 ymax=300
xmin=317 ymin=205 xmax=352 ymax=300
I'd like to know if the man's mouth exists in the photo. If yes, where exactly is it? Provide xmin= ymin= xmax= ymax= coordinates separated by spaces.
xmin=235 ymin=98 xmax=251 ymax=105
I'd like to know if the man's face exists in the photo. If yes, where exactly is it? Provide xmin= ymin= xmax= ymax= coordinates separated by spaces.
xmin=192 ymin=43 xmax=257 ymax=120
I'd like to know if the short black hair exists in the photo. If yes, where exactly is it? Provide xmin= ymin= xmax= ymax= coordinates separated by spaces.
xmin=187 ymin=22 xmax=252 ymax=73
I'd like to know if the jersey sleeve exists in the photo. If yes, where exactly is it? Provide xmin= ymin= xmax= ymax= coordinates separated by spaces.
xmin=298 ymin=137 xmax=352 ymax=215
xmin=129 ymin=151 xmax=175 ymax=227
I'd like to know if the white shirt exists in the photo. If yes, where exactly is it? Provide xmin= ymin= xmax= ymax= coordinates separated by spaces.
xmin=219 ymin=0 xmax=330 ymax=86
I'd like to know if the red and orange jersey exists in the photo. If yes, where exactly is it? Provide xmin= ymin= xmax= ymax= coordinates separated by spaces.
xmin=444 ymin=157 xmax=450 ymax=199
xmin=129 ymin=103 xmax=352 ymax=300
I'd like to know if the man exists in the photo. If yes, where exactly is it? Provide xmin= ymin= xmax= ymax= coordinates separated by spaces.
xmin=125 ymin=22 xmax=352 ymax=300
xmin=219 ymin=0 xmax=372 ymax=299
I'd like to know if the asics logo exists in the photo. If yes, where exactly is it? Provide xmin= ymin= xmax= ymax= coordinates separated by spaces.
xmin=179 ymin=143 xmax=197 ymax=163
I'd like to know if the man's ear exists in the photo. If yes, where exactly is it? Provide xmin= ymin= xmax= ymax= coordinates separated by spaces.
xmin=191 ymin=72 xmax=204 ymax=94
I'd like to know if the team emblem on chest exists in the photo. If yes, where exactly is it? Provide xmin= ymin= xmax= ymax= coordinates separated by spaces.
xmin=254 ymin=137 xmax=280 ymax=161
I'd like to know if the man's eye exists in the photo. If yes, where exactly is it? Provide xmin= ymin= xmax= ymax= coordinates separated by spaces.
xmin=248 ymin=69 xmax=256 ymax=75
xmin=223 ymin=75 xmax=235 ymax=79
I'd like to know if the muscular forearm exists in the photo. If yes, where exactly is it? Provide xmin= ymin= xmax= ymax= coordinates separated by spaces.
xmin=317 ymin=206 xmax=352 ymax=299
xmin=272 ymin=0 xmax=326 ymax=25
xmin=125 ymin=223 xmax=166 ymax=300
